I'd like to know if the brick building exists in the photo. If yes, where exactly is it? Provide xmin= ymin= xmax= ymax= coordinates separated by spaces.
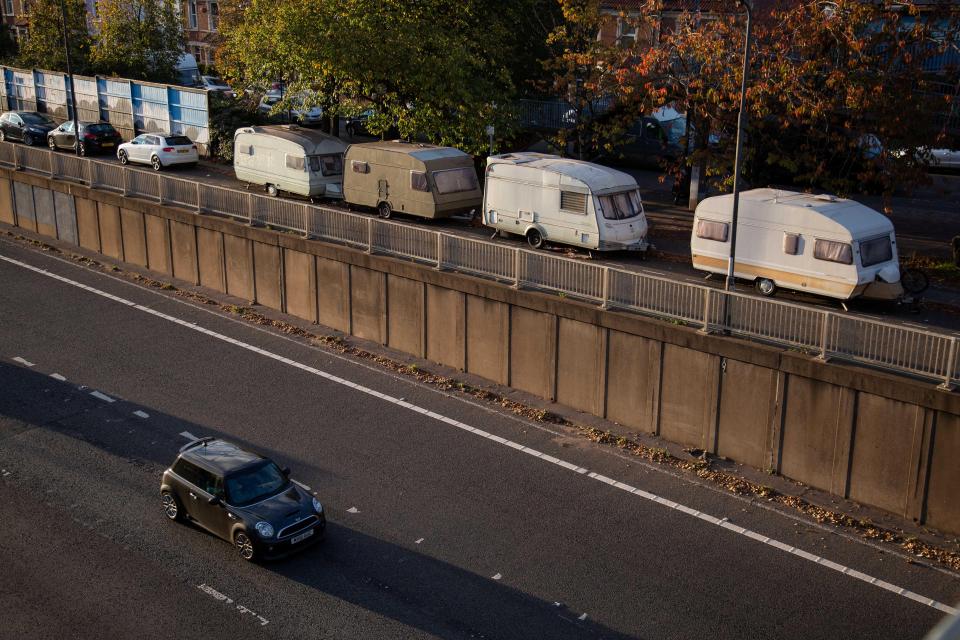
xmin=181 ymin=0 xmax=220 ymax=68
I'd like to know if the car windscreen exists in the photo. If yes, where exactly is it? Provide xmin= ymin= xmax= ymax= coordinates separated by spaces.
xmin=860 ymin=235 xmax=893 ymax=267
xmin=86 ymin=124 xmax=115 ymax=134
xmin=432 ymin=167 xmax=479 ymax=194
xmin=598 ymin=190 xmax=643 ymax=220
xmin=310 ymin=153 xmax=343 ymax=176
xmin=164 ymin=136 xmax=193 ymax=146
xmin=22 ymin=113 xmax=55 ymax=125
xmin=225 ymin=461 xmax=288 ymax=506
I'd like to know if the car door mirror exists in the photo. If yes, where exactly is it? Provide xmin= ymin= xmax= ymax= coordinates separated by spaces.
xmin=281 ymin=467 xmax=290 ymax=477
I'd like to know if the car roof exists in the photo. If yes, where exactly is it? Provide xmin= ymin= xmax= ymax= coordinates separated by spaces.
xmin=179 ymin=438 xmax=267 ymax=476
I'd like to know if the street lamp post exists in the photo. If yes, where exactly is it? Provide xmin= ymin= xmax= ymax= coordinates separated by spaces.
xmin=58 ymin=0 xmax=80 ymax=156
xmin=725 ymin=0 xmax=753 ymax=291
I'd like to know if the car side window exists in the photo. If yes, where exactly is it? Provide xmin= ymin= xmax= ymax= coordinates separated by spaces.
xmin=172 ymin=457 xmax=202 ymax=486
xmin=149 ymin=135 xmax=161 ymax=146
xmin=194 ymin=467 xmax=222 ymax=497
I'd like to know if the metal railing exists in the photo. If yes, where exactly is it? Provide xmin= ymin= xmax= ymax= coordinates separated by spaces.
xmin=3 ymin=141 xmax=957 ymax=389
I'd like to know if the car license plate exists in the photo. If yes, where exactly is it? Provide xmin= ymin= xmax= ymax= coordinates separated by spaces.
xmin=291 ymin=529 xmax=314 ymax=544
xmin=177 ymin=149 xmax=190 ymax=154
xmin=101 ymin=142 xmax=114 ymax=147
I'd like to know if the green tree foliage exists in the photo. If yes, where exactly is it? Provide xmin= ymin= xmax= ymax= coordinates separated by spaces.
xmin=91 ymin=0 xmax=183 ymax=82
xmin=17 ymin=0 xmax=91 ymax=73
xmin=216 ymin=0 xmax=545 ymax=154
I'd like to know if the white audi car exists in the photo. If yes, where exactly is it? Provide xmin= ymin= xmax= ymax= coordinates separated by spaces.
xmin=117 ymin=133 xmax=199 ymax=171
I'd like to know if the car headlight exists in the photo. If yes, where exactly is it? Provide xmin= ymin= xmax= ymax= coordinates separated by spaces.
xmin=312 ymin=497 xmax=324 ymax=514
xmin=254 ymin=521 xmax=275 ymax=538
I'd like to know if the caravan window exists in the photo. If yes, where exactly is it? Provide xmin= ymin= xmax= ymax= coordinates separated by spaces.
xmin=433 ymin=167 xmax=479 ymax=194
xmin=859 ymin=236 xmax=893 ymax=267
xmin=312 ymin=154 xmax=343 ymax=176
xmin=285 ymin=154 xmax=306 ymax=171
xmin=410 ymin=170 xmax=429 ymax=192
xmin=696 ymin=219 xmax=729 ymax=242
xmin=814 ymin=239 xmax=853 ymax=265
xmin=560 ymin=190 xmax=588 ymax=214
xmin=598 ymin=191 xmax=642 ymax=220
xmin=783 ymin=233 xmax=800 ymax=255
xmin=351 ymin=160 xmax=369 ymax=174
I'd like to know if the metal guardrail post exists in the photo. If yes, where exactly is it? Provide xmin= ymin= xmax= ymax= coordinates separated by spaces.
xmin=84 ymin=158 xmax=92 ymax=186
xmin=157 ymin=174 xmax=164 ymax=204
xmin=122 ymin=168 xmax=129 ymax=196
xmin=366 ymin=217 xmax=373 ymax=254
xmin=939 ymin=337 xmax=958 ymax=391
xmin=301 ymin=204 xmax=311 ymax=239
xmin=436 ymin=233 xmax=443 ymax=270
xmin=244 ymin=192 xmax=254 ymax=223
xmin=48 ymin=150 xmax=55 ymax=178
xmin=13 ymin=144 xmax=21 ymax=170
xmin=818 ymin=311 xmax=832 ymax=361
xmin=700 ymin=288 xmax=713 ymax=333
xmin=512 ymin=249 xmax=521 ymax=289
xmin=601 ymin=267 xmax=610 ymax=309
xmin=195 ymin=183 xmax=203 ymax=213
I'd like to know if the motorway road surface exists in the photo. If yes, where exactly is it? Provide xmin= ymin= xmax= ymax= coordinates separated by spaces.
xmin=41 ymin=144 xmax=960 ymax=333
xmin=1 ymin=238 xmax=958 ymax=639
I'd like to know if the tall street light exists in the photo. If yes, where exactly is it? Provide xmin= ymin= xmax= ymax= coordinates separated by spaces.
xmin=725 ymin=0 xmax=753 ymax=291
xmin=58 ymin=0 xmax=80 ymax=156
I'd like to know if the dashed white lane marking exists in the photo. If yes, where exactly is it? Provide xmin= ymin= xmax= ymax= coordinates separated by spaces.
xmin=3 ymin=252 xmax=955 ymax=617
xmin=415 ymin=538 xmax=425 ymax=545
xmin=133 ymin=410 xmax=150 ymax=419
xmin=180 ymin=431 xmax=198 ymax=441
xmin=50 ymin=373 xmax=66 ymax=381
xmin=291 ymin=479 xmax=312 ymax=492
xmin=12 ymin=356 xmax=35 ymax=367
xmin=578 ymin=613 xmax=588 ymax=622
xmin=491 ymin=573 xmax=502 ymax=581
xmin=89 ymin=390 xmax=115 ymax=403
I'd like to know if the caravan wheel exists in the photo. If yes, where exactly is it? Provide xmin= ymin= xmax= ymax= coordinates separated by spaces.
xmin=526 ymin=228 xmax=544 ymax=249
xmin=266 ymin=183 xmax=279 ymax=197
xmin=377 ymin=202 xmax=392 ymax=219
xmin=755 ymin=278 xmax=777 ymax=297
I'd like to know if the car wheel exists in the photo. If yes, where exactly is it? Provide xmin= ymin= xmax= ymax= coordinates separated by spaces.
xmin=755 ymin=278 xmax=777 ymax=297
xmin=151 ymin=155 xmax=162 ymax=171
xmin=526 ymin=228 xmax=544 ymax=249
xmin=118 ymin=150 xmax=129 ymax=165
xmin=0 ymin=130 xmax=6 ymax=143
xmin=266 ymin=183 xmax=279 ymax=197
xmin=377 ymin=201 xmax=392 ymax=219
xmin=48 ymin=136 xmax=57 ymax=150
xmin=234 ymin=531 xmax=256 ymax=561
xmin=78 ymin=142 xmax=87 ymax=157
xmin=161 ymin=491 xmax=183 ymax=522
xmin=22 ymin=133 xmax=33 ymax=146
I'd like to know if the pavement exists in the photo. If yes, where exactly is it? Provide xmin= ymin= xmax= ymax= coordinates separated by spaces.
xmin=1 ymin=238 xmax=958 ymax=639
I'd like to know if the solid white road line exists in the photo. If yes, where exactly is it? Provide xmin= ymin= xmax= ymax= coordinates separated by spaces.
xmin=180 ymin=431 xmax=198 ymax=441
xmin=50 ymin=373 xmax=66 ymax=381
xmin=133 ymin=410 xmax=150 ymax=419
xmin=2 ymin=252 xmax=955 ymax=616
xmin=12 ymin=356 xmax=35 ymax=367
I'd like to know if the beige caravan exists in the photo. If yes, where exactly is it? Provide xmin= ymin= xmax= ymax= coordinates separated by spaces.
xmin=233 ymin=125 xmax=346 ymax=199
xmin=691 ymin=189 xmax=903 ymax=300
xmin=343 ymin=141 xmax=482 ymax=219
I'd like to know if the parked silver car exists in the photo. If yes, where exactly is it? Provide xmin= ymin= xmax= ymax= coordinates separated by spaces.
xmin=117 ymin=133 xmax=199 ymax=171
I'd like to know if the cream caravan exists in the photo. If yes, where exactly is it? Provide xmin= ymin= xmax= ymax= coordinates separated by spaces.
xmin=482 ymin=153 xmax=649 ymax=251
xmin=691 ymin=189 xmax=903 ymax=300
xmin=233 ymin=125 xmax=346 ymax=199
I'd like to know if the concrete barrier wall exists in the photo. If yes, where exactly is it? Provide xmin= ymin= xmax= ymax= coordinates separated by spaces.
xmin=4 ymin=169 xmax=960 ymax=535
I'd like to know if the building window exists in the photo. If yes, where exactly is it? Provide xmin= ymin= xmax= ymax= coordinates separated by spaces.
xmin=616 ymin=18 xmax=636 ymax=48
xmin=188 ymin=0 xmax=198 ymax=29
xmin=4 ymin=0 xmax=13 ymax=16
xmin=209 ymin=1 xmax=218 ymax=31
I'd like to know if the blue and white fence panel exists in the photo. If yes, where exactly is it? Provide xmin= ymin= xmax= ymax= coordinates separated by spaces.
xmin=0 ymin=66 xmax=210 ymax=155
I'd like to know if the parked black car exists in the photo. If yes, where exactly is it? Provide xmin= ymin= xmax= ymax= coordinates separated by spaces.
xmin=345 ymin=109 xmax=399 ymax=139
xmin=161 ymin=437 xmax=326 ymax=561
xmin=0 ymin=111 xmax=58 ymax=146
xmin=47 ymin=121 xmax=123 ymax=156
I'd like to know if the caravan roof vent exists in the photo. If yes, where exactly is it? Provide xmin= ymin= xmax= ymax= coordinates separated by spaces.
xmin=814 ymin=193 xmax=838 ymax=202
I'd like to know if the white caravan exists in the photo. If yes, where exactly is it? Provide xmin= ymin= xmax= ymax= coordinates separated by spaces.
xmin=691 ymin=188 xmax=903 ymax=300
xmin=233 ymin=125 xmax=346 ymax=199
xmin=482 ymin=152 xmax=649 ymax=251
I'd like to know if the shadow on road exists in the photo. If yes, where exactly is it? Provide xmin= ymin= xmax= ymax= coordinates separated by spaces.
xmin=0 ymin=361 xmax=643 ymax=639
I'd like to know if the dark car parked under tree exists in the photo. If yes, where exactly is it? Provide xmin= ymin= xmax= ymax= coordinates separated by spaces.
xmin=47 ymin=121 xmax=123 ymax=156
xmin=0 ymin=111 xmax=58 ymax=146
xmin=160 ymin=437 xmax=326 ymax=561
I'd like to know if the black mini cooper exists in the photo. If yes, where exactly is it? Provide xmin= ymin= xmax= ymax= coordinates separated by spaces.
xmin=160 ymin=438 xmax=325 ymax=561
